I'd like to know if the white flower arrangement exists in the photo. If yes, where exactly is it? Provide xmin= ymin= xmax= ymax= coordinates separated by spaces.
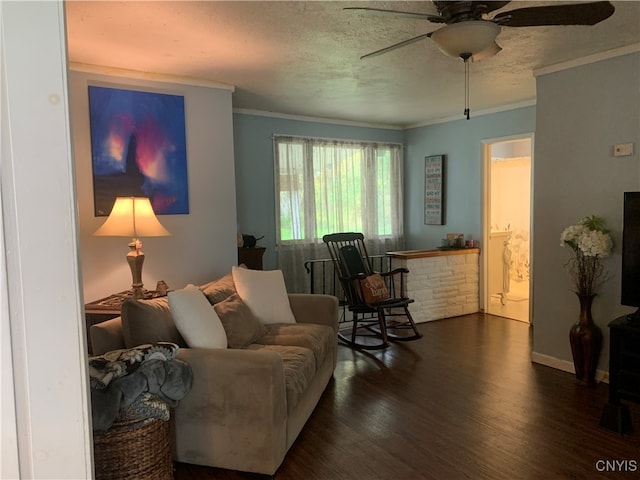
xmin=560 ymin=215 xmax=613 ymax=296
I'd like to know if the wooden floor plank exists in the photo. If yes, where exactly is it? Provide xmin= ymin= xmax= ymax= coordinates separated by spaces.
xmin=175 ymin=314 xmax=640 ymax=479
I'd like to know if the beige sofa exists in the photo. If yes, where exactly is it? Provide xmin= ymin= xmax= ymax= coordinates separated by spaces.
xmin=90 ymin=282 xmax=339 ymax=476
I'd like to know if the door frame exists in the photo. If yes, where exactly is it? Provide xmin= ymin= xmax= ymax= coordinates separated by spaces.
xmin=481 ymin=133 xmax=535 ymax=323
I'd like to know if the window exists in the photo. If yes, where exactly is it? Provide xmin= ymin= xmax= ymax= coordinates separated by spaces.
xmin=275 ymin=135 xmax=403 ymax=244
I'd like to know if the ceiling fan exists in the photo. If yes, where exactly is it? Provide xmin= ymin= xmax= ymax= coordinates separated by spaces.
xmin=346 ymin=1 xmax=615 ymax=119
xmin=346 ymin=1 xmax=616 ymax=62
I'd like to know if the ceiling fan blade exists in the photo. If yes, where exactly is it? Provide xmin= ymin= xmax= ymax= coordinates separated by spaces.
xmin=433 ymin=1 xmax=511 ymax=20
xmin=477 ymin=2 xmax=512 ymax=14
xmin=472 ymin=41 xmax=502 ymax=62
xmin=360 ymin=32 xmax=434 ymax=59
xmin=493 ymin=1 xmax=614 ymax=27
xmin=344 ymin=7 xmax=445 ymax=24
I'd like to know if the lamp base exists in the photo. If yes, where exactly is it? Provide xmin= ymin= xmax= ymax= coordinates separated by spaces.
xmin=131 ymin=285 xmax=146 ymax=300
xmin=119 ymin=288 xmax=156 ymax=301
xmin=127 ymin=239 xmax=145 ymax=299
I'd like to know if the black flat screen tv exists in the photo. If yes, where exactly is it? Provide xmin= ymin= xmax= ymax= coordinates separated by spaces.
xmin=621 ymin=192 xmax=640 ymax=317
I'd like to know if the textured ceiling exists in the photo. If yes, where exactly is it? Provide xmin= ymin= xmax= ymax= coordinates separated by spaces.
xmin=65 ymin=1 xmax=640 ymax=127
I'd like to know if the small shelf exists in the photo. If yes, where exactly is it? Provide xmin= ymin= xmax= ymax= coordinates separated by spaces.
xmin=620 ymin=351 xmax=640 ymax=359
xmin=238 ymin=247 xmax=265 ymax=270
xmin=617 ymin=389 xmax=640 ymax=403
xmin=85 ymin=289 xmax=166 ymax=354
xmin=601 ymin=315 xmax=640 ymax=433
xmin=619 ymin=353 xmax=640 ymax=371
xmin=85 ymin=289 xmax=165 ymax=311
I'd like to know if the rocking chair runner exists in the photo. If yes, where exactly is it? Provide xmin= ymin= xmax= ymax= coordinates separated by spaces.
xmin=323 ymin=232 xmax=422 ymax=349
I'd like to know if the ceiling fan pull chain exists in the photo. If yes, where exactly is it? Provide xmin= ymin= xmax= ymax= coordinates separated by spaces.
xmin=465 ymin=59 xmax=470 ymax=120
xmin=462 ymin=54 xmax=471 ymax=120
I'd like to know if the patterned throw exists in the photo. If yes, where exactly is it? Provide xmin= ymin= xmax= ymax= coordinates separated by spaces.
xmin=89 ymin=342 xmax=179 ymax=389
xmin=89 ymin=342 xmax=192 ymax=431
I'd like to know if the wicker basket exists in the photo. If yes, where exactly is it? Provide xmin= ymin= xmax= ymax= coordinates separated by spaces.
xmin=93 ymin=418 xmax=173 ymax=480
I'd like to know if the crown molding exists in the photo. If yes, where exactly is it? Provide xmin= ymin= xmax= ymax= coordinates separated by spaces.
xmin=534 ymin=43 xmax=640 ymax=77
xmin=68 ymin=63 xmax=235 ymax=91
xmin=232 ymin=108 xmax=403 ymax=130
xmin=405 ymin=99 xmax=537 ymax=129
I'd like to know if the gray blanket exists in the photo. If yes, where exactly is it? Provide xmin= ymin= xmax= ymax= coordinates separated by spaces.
xmin=89 ymin=344 xmax=193 ymax=431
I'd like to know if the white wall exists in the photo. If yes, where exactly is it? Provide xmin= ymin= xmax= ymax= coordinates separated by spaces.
xmin=490 ymin=155 xmax=531 ymax=294
xmin=533 ymin=51 xmax=640 ymax=372
xmin=490 ymin=157 xmax=531 ymax=235
xmin=69 ymin=69 xmax=238 ymax=301
xmin=1 ymin=2 xmax=92 ymax=478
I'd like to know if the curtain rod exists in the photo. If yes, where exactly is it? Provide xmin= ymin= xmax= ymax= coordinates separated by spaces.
xmin=271 ymin=133 xmax=402 ymax=148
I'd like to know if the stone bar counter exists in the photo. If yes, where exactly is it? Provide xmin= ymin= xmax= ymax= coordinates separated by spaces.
xmin=386 ymin=248 xmax=480 ymax=323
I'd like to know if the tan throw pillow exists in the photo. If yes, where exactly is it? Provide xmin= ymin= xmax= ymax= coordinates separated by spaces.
xmin=121 ymin=297 xmax=186 ymax=349
xmin=214 ymin=293 xmax=266 ymax=348
xmin=231 ymin=266 xmax=296 ymax=325
xmin=200 ymin=271 xmax=237 ymax=304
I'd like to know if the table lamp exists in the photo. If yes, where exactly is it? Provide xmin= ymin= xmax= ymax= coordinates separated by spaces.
xmin=93 ymin=196 xmax=171 ymax=299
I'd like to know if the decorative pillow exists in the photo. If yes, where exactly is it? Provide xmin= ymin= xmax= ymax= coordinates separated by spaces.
xmin=214 ymin=293 xmax=266 ymax=348
xmin=231 ymin=266 xmax=296 ymax=325
xmin=168 ymin=285 xmax=228 ymax=349
xmin=121 ymin=297 xmax=186 ymax=349
xmin=357 ymin=273 xmax=390 ymax=305
xmin=200 ymin=271 xmax=237 ymax=305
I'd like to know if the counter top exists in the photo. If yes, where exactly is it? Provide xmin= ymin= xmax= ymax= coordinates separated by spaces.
xmin=386 ymin=247 xmax=480 ymax=259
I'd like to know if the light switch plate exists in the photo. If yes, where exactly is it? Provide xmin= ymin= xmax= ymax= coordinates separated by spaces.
xmin=614 ymin=143 xmax=634 ymax=157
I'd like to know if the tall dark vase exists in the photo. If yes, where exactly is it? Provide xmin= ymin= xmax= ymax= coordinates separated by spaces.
xmin=569 ymin=294 xmax=603 ymax=386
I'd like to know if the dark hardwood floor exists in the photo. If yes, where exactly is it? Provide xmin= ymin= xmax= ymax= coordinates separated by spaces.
xmin=174 ymin=314 xmax=640 ymax=479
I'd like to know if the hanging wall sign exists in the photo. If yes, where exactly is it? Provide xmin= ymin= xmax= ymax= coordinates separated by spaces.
xmin=424 ymin=155 xmax=445 ymax=225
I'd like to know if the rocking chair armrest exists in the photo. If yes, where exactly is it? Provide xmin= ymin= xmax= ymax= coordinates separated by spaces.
xmin=378 ymin=268 xmax=409 ymax=298
xmin=344 ymin=272 xmax=368 ymax=282
xmin=379 ymin=267 xmax=409 ymax=278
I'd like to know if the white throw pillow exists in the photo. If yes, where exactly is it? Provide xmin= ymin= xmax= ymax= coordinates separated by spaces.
xmin=168 ymin=284 xmax=228 ymax=349
xmin=231 ymin=266 xmax=296 ymax=325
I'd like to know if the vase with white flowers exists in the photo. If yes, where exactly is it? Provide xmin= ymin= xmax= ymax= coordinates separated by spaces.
xmin=560 ymin=215 xmax=613 ymax=386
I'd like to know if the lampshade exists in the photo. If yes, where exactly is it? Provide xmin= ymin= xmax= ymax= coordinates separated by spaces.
xmin=94 ymin=197 xmax=170 ymax=299
xmin=94 ymin=197 xmax=170 ymax=238
xmin=431 ymin=21 xmax=501 ymax=59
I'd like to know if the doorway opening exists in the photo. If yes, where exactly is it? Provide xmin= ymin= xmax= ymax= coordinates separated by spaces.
xmin=483 ymin=135 xmax=533 ymax=323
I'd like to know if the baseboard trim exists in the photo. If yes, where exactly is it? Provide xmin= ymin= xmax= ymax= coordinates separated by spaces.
xmin=530 ymin=352 xmax=609 ymax=383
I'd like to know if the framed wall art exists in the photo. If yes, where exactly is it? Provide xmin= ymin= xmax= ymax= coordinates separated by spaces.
xmin=88 ymin=85 xmax=189 ymax=216
xmin=424 ymin=155 xmax=445 ymax=225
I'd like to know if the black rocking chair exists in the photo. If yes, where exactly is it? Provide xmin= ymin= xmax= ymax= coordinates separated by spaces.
xmin=323 ymin=232 xmax=422 ymax=349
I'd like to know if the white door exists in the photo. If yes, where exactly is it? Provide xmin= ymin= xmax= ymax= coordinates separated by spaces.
xmin=483 ymin=136 xmax=533 ymax=323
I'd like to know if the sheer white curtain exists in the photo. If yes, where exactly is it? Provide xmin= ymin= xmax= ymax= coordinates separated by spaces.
xmin=274 ymin=135 xmax=404 ymax=292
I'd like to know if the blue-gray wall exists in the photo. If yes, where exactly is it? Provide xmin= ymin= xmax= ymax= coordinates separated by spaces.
xmin=233 ymin=108 xmax=536 ymax=269
xmin=233 ymin=113 xmax=404 ymax=269
xmin=403 ymin=107 xmax=536 ymax=250
xmin=232 ymin=51 xmax=639 ymax=374
xmin=533 ymin=52 xmax=640 ymax=371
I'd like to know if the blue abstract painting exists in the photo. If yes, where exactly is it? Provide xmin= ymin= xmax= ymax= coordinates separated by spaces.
xmin=89 ymin=86 xmax=189 ymax=216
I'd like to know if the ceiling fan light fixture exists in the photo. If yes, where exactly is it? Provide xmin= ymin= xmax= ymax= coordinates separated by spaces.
xmin=431 ymin=21 xmax=501 ymax=59
xmin=472 ymin=41 xmax=502 ymax=62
